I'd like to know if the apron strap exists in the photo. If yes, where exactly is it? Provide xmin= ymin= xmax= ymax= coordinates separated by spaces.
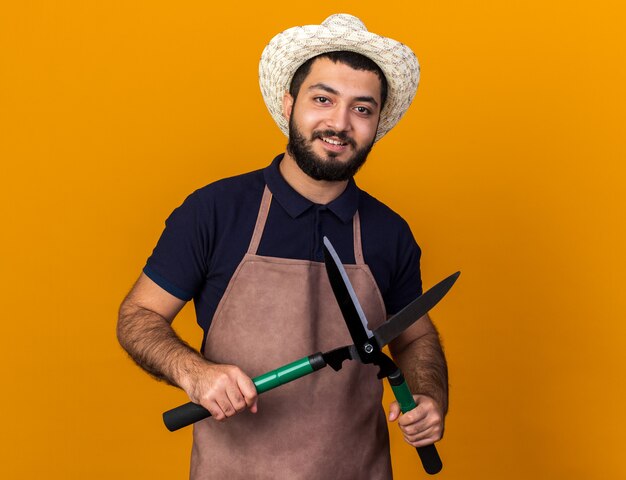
xmin=248 ymin=185 xmax=272 ymax=255
xmin=353 ymin=211 xmax=365 ymax=265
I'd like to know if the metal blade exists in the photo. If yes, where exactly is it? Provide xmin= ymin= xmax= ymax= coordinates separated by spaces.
xmin=323 ymin=237 xmax=373 ymax=352
xmin=373 ymin=271 xmax=460 ymax=348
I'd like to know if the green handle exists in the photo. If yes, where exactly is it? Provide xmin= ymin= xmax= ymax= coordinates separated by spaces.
xmin=391 ymin=379 xmax=418 ymax=413
xmin=388 ymin=371 xmax=443 ymax=475
xmin=163 ymin=353 xmax=325 ymax=431
xmin=254 ymin=356 xmax=315 ymax=393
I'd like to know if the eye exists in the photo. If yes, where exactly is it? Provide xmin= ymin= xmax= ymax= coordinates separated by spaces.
xmin=355 ymin=106 xmax=371 ymax=115
xmin=314 ymin=96 xmax=330 ymax=104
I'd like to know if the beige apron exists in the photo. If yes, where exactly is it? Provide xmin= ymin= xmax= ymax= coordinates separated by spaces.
xmin=190 ymin=186 xmax=392 ymax=480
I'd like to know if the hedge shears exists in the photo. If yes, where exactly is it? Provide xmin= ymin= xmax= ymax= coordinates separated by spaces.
xmin=163 ymin=237 xmax=459 ymax=475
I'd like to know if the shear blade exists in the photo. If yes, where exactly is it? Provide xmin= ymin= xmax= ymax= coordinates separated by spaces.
xmin=373 ymin=271 xmax=460 ymax=348
xmin=323 ymin=237 xmax=374 ymax=352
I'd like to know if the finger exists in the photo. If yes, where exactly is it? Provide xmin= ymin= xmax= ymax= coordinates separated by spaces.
xmin=249 ymin=398 xmax=258 ymax=414
xmin=399 ymin=419 xmax=428 ymax=437
xmin=388 ymin=401 xmax=401 ymax=422
xmin=397 ymin=404 xmax=428 ymax=427
xmin=204 ymin=399 xmax=227 ymax=422
xmin=412 ymin=437 xmax=440 ymax=449
xmin=403 ymin=422 xmax=444 ymax=446
xmin=404 ymin=427 xmax=435 ymax=446
xmin=215 ymin=395 xmax=237 ymax=420
xmin=403 ymin=422 xmax=435 ymax=441
xmin=225 ymin=384 xmax=248 ymax=413
xmin=237 ymin=375 xmax=258 ymax=408
xmin=398 ymin=409 xmax=442 ymax=436
xmin=406 ymin=432 xmax=443 ymax=448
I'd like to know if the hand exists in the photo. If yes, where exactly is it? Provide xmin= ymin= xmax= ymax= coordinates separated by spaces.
xmin=388 ymin=394 xmax=444 ymax=448
xmin=180 ymin=362 xmax=258 ymax=422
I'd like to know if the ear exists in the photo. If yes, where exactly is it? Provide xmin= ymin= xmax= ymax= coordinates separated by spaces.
xmin=282 ymin=92 xmax=294 ymax=122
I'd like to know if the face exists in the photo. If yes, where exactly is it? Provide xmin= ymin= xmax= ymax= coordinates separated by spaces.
xmin=283 ymin=58 xmax=382 ymax=181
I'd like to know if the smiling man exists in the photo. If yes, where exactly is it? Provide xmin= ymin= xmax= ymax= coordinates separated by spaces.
xmin=118 ymin=14 xmax=448 ymax=480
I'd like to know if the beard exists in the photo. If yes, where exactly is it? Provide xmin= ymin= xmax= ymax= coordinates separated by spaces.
xmin=286 ymin=116 xmax=374 ymax=182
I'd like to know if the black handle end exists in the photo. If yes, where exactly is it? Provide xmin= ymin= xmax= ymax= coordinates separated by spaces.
xmin=417 ymin=443 xmax=443 ymax=475
xmin=163 ymin=401 xmax=211 ymax=432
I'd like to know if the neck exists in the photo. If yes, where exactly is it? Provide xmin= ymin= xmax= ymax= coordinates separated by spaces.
xmin=279 ymin=152 xmax=349 ymax=204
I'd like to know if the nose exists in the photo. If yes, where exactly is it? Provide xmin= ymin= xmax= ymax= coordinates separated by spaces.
xmin=325 ymin=105 xmax=351 ymax=133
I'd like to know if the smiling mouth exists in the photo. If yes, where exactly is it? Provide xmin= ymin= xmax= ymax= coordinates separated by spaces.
xmin=321 ymin=137 xmax=348 ymax=146
xmin=314 ymin=129 xmax=355 ymax=146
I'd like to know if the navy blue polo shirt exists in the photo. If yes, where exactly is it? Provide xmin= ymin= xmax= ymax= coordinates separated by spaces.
xmin=144 ymin=154 xmax=422 ymax=338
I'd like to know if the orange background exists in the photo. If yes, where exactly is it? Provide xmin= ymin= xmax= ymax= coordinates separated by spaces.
xmin=1 ymin=1 xmax=625 ymax=478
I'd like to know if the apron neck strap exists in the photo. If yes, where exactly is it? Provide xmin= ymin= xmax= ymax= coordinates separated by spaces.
xmin=247 ymin=185 xmax=273 ymax=255
xmin=247 ymin=184 xmax=365 ymax=264
xmin=353 ymin=211 xmax=365 ymax=265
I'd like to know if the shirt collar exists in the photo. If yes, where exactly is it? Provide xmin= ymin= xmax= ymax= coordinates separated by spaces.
xmin=263 ymin=154 xmax=360 ymax=223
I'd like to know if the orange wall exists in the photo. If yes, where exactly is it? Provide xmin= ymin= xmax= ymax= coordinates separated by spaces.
xmin=1 ymin=1 xmax=625 ymax=478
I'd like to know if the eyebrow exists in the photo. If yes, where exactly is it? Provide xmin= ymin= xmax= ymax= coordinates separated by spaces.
xmin=307 ymin=82 xmax=379 ymax=108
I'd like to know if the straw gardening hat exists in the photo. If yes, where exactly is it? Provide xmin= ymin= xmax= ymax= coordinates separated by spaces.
xmin=259 ymin=13 xmax=420 ymax=143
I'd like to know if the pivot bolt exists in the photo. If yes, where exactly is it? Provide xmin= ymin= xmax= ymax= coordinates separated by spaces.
xmin=364 ymin=343 xmax=374 ymax=354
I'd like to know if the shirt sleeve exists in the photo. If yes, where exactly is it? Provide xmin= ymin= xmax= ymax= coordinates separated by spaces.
xmin=143 ymin=191 xmax=211 ymax=301
xmin=383 ymin=222 xmax=423 ymax=315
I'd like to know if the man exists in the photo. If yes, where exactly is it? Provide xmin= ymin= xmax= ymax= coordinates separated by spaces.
xmin=118 ymin=14 xmax=447 ymax=479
